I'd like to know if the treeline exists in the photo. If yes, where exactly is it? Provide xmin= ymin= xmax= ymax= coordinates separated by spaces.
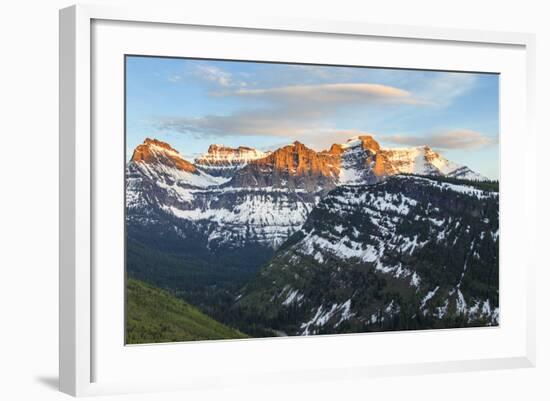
xmin=397 ymin=173 xmax=499 ymax=192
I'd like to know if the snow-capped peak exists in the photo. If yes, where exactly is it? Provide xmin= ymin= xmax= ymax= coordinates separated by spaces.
xmin=195 ymin=144 xmax=268 ymax=165
xmin=339 ymin=135 xmax=381 ymax=152
xmin=379 ymin=145 xmax=487 ymax=180
xmin=335 ymin=136 xmax=487 ymax=182
xmin=129 ymin=138 xmax=230 ymax=189
xmin=130 ymin=138 xmax=197 ymax=173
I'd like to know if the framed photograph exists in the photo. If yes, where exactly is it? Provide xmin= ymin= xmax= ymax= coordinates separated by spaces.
xmin=59 ymin=4 xmax=536 ymax=396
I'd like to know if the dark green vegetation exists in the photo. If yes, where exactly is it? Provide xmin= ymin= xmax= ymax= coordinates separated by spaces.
xmin=125 ymin=201 xmax=273 ymax=319
xmin=409 ymin=173 xmax=499 ymax=192
xmin=126 ymin=237 xmax=271 ymax=323
xmin=126 ymin=278 xmax=247 ymax=344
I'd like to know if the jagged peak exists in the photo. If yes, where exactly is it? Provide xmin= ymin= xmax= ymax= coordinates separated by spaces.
xmin=141 ymin=138 xmax=180 ymax=153
xmin=129 ymin=135 xmax=486 ymax=182
xmin=206 ymin=144 xmax=258 ymax=153
xmin=339 ymin=135 xmax=381 ymax=152
xmin=271 ymin=140 xmax=319 ymax=156
xmin=327 ymin=143 xmax=344 ymax=155
xmin=196 ymin=144 xmax=268 ymax=165
xmin=130 ymin=138 xmax=197 ymax=173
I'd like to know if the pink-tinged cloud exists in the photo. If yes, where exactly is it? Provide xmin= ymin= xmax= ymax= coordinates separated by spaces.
xmin=156 ymin=82 xmax=428 ymax=140
xmin=382 ymin=129 xmax=498 ymax=150
xmin=229 ymin=83 xmax=423 ymax=105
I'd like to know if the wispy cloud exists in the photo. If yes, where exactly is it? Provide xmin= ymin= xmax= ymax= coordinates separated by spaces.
xmin=167 ymin=74 xmax=182 ymax=82
xmin=157 ymin=112 xmax=303 ymax=138
xmin=229 ymin=83 xmax=423 ymax=105
xmin=416 ymin=73 xmax=478 ymax=108
xmin=158 ymin=65 xmax=487 ymax=151
xmin=194 ymin=65 xmax=239 ymax=87
xmin=169 ymin=63 xmax=247 ymax=87
xmin=155 ymin=82 xmax=424 ymax=142
xmin=382 ymin=129 xmax=497 ymax=150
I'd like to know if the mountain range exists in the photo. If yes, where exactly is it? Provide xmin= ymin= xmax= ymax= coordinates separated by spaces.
xmin=125 ymin=135 xmax=498 ymax=340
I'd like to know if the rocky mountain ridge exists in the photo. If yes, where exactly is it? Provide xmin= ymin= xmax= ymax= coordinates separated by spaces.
xmin=194 ymin=144 xmax=269 ymax=177
xmin=127 ymin=135 xmax=489 ymax=250
xmin=233 ymin=175 xmax=499 ymax=335
xmin=130 ymin=135 xmax=487 ymax=188
xmin=126 ymin=135 xmax=498 ymax=335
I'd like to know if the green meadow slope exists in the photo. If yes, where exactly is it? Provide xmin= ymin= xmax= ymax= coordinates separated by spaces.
xmin=126 ymin=278 xmax=247 ymax=344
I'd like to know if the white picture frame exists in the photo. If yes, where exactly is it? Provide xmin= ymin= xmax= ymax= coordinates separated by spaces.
xmin=59 ymin=4 xmax=536 ymax=397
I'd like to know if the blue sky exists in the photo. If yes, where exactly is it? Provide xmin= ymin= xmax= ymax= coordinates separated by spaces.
xmin=126 ymin=56 xmax=499 ymax=179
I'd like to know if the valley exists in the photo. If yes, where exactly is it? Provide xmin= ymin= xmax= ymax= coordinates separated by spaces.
xmin=125 ymin=135 xmax=499 ymax=342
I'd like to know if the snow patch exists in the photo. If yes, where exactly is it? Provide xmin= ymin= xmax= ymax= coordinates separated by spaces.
xmin=421 ymin=286 xmax=439 ymax=309
xmin=282 ymin=289 xmax=304 ymax=306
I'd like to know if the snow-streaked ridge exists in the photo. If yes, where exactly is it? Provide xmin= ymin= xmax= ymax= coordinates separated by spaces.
xmin=195 ymin=145 xmax=268 ymax=165
xmin=336 ymin=138 xmax=488 ymax=182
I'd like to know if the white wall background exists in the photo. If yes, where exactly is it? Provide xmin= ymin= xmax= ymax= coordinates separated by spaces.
xmin=0 ymin=0 xmax=547 ymax=400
